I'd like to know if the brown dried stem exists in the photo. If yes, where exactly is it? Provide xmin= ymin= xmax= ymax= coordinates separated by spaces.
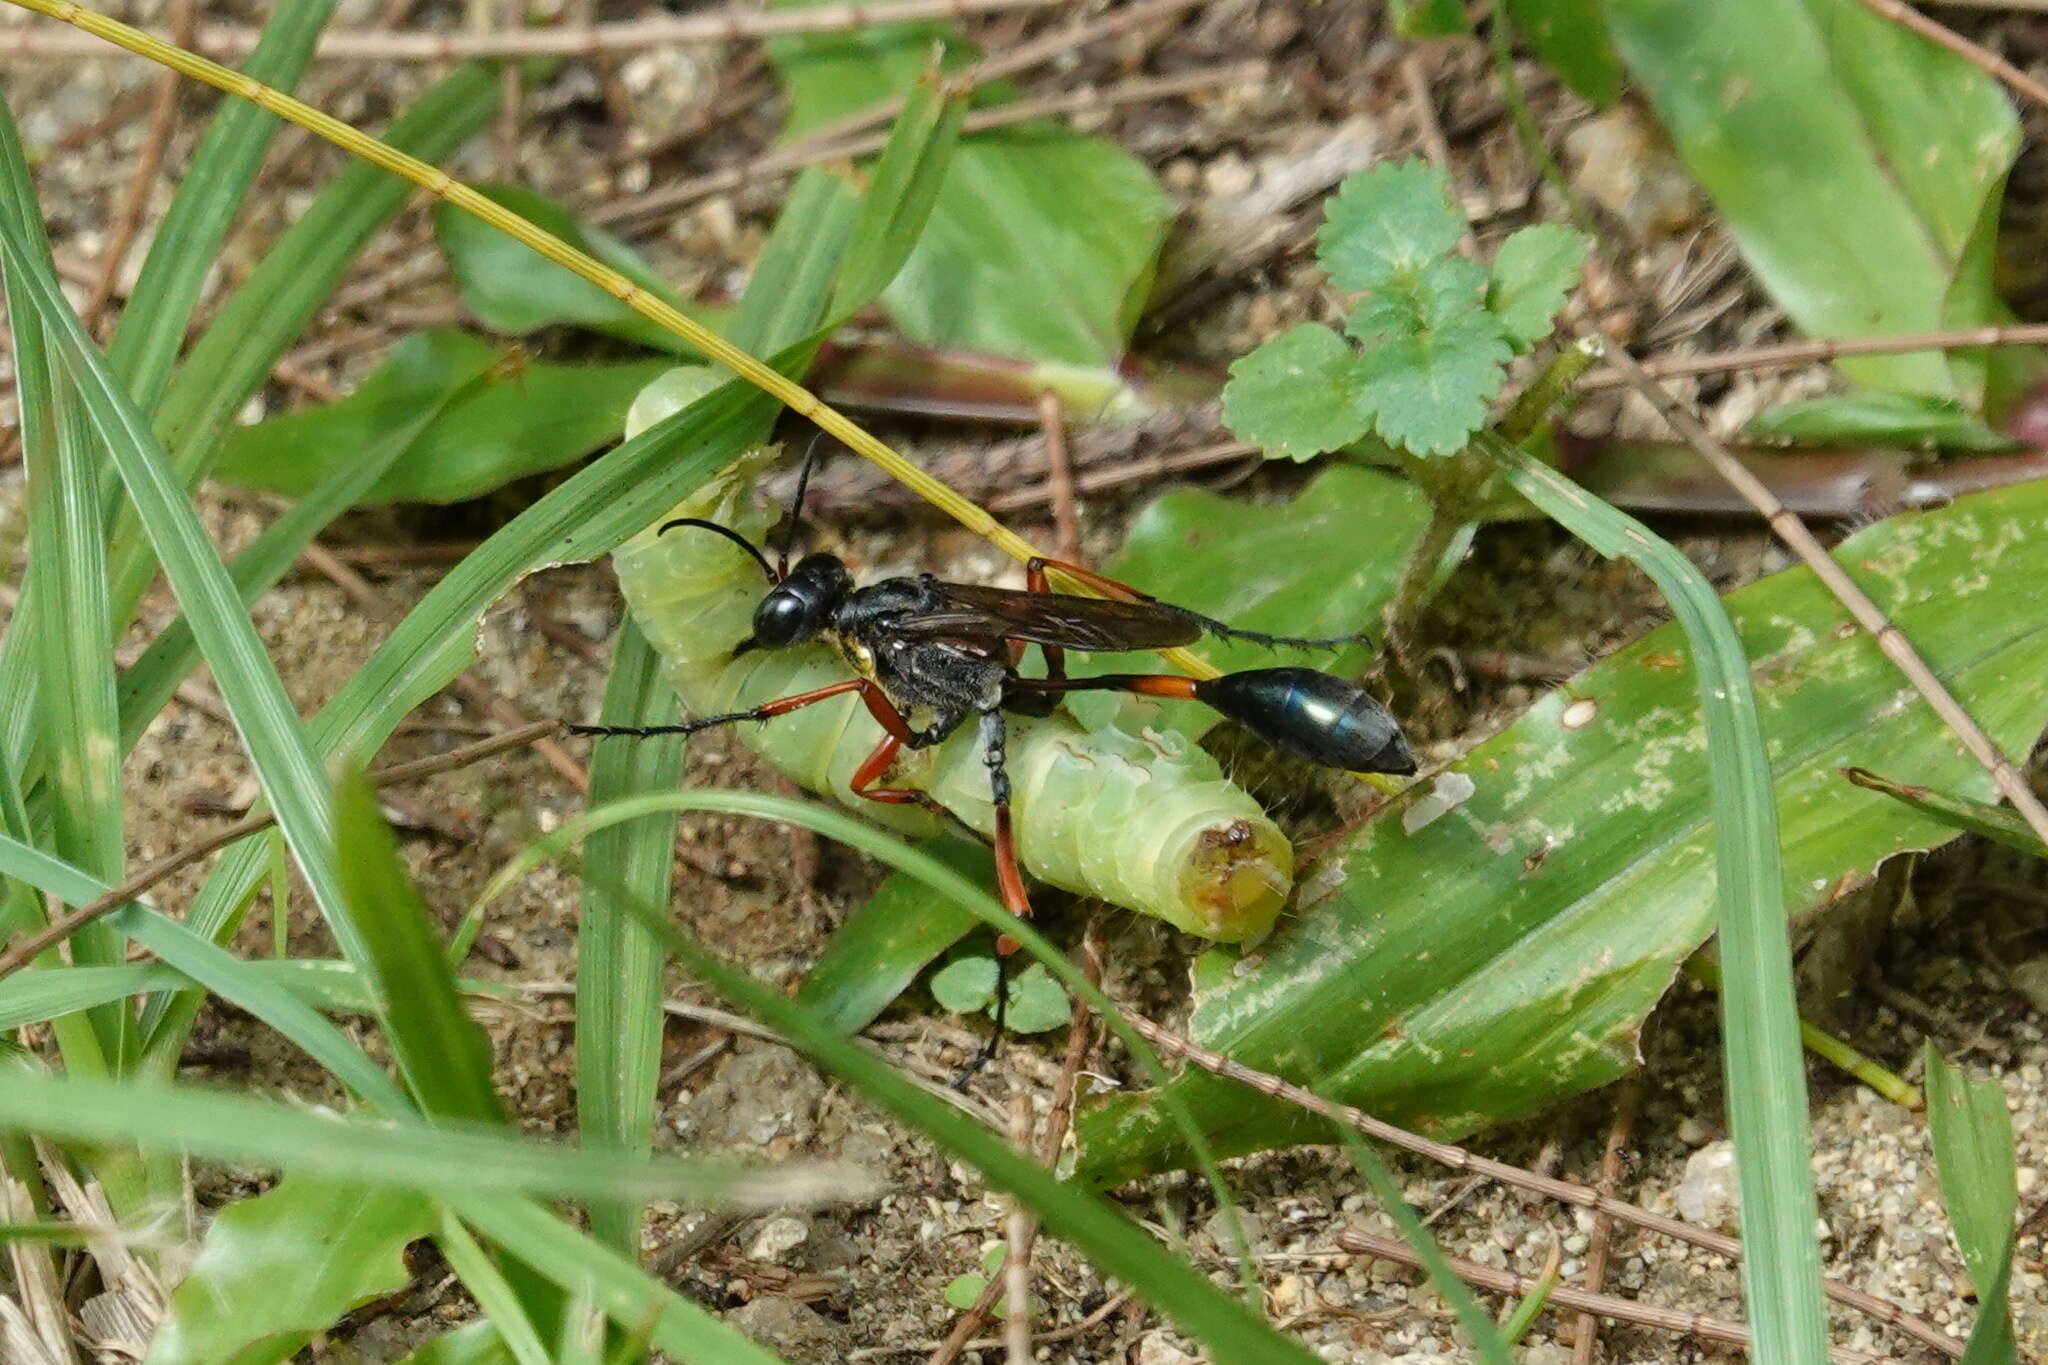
xmin=1583 ymin=322 xmax=2048 ymax=390
xmin=601 ymin=61 xmax=1267 ymax=229
xmin=1589 ymin=331 xmax=2048 ymax=851
xmin=79 ymin=0 xmax=193 ymax=335
xmin=1849 ymin=0 xmax=2048 ymax=111
xmin=1111 ymin=1007 xmax=1964 ymax=1359
xmin=1571 ymin=1076 xmax=1641 ymax=1365
xmin=927 ymin=933 xmax=1102 ymax=1365
xmin=0 ymin=0 xmax=1074 ymax=60
xmin=1036 ymin=391 xmax=1079 ymax=562
xmin=1333 ymin=1229 xmax=1902 ymax=1365
xmin=0 ymin=721 xmax=563 ymax=982
xmin=296 ymin=542 xmax=589 ymax=791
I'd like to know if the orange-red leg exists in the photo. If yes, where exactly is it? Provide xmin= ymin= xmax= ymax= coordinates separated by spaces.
xmin=1025 ymin=555 xmax=1166 ymax=682
xmin=1008 ymin=672 xmax=1200 ymax=703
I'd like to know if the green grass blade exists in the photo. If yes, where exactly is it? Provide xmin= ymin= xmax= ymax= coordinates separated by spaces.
xmin=334 ymin=768 xmax=503 ymax=1125
xmin=1924 ymin=1043 xmax=2018 ymax=1362
xmin=0 ymin=957 xmax=511 ymax=1032
xmin=0 ymin=1070 xmax=808 ymax=1207
xmin=447 ymin=1194 xmax=792 ymax=1365
xmin=1488 ymin=433 xmax=1826 ymax=1363
xmin=1341 ymin=1135 xmax=1509 ymax=1364
xmin=0 ymin=823 xmax=405 ymax=1109
xmin=0 ymin=136 xmax=120 ymax=1069
xmin=828 ymin=67 xmax=963 ymax=318
xmin=110 ymin=63 xmax=500 ymax=628
xmin=1845 ymin=767 xmax=2048 ymax=860
xmin=112 ymin=905 xmax=411 ymax=1114
xmin=23 ymin=385 xmax=127 ymax=1066
xmin=0 ymin=205 xmax=375 ymax=982
xmin=115 ymin=378 xmax=449 ymax=751
xmin=438 ymin=1209 xmax=554 ymax=1365
xmin=482 ymin=791 xmax=1317 ymax=1363
xmin=576 ymin=620 xmax=682 ymax=1254
xmin=103 ymin=0 xmax=337 ymax=409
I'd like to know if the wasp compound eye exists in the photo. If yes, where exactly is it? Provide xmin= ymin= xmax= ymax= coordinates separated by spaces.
xmin=751 ymin=589 xmax=817 ymax=647
xmin=1194 ymin=667 xmax=1416 ymax=775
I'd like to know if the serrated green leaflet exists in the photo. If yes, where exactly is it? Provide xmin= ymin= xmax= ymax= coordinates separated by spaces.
xmin=1079 ymin=476 xmax=2048 ymax=1184
xmin=1317 ymin=160 xmax=1467 ymax=292
xmin=1221 ymin=324 xmax=1368 ymax=461
xmin=1352 ymin=310 xmax=1512 ymax=456
xmin=1486 ymin=224 xmax=1588 ymax=349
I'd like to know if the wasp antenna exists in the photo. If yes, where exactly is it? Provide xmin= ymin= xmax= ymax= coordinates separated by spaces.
xmin=658 ymin=517 xmax=778 ymax=584
xmin=777 ymin=432 xmax=829 ymax=577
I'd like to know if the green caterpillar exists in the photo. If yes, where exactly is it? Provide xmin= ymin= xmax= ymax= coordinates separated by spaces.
xmin=609 ymin=372 xmax=1294 ymax=941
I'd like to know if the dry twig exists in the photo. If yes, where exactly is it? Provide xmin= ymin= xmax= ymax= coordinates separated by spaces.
xmin=1334 ymin=1229 xmax=1901 ymax=1365
xmin=1584 ymin=322 xmax=2048 ymax=390
xmin=0 ymin=721 xmax=563 ymax=981
xmin=1571 ymin=1076 xmax=1641 ymax=1365
xmin=1850 ymin=0 xmax=2048 ymax=110
xmin=1112 ymin=1007 xmax=1964 ymax=1359
xmin=0 ymin=0 xmax=1074 ymax=60
xmin=1589 ymin=331 xmax=2048 ymax=851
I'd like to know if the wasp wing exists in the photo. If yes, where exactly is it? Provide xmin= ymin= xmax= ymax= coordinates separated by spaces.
xmin=890 ymin=582 xmax=1205 ymax=653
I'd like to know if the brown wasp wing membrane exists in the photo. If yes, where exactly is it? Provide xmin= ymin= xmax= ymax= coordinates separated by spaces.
xmin=890 ymin=582 xmax=1206 ymax=653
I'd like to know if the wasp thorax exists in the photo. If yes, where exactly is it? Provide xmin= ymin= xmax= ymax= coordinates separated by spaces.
xmin=753 ymin=552 xmax=853 ymax=647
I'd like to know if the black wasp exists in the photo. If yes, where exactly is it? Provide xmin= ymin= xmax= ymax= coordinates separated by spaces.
xmin=573 ymin=441 xmax=1416 ymax=927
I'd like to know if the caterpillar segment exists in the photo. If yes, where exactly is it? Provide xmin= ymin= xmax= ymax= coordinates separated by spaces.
xmin=609 ymin=382 xmax=1294 ymax=941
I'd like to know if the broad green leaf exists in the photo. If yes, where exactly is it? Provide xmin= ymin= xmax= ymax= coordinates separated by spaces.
xmin=149 ymin=1178 xmax=433 ymax=1365
xmin=1925 ymin=1045 xmax=2019 ymax=1364
xmin=1222 ymin=324 xmax=1370 ymax=461
xmin=1078 ymin=477 xmax=2048 ymax=1181
xmin=432 ymin=185 xmax=723 ymax=354
xmin=215 ymin=331 xmax=674 ymax=505
xmin=1316 ymin=160 xmax=1467 ymax=293
xmin=1390 ymin=0 xmax=1470 ymax=36
xmin=1001 ymin=963 xmax=1069 ymax=1035
xmin=768 ymin=6 xmax=1170 ymax=367
xmin=1485 ymin=223 xmax=1588 ymax=349
xmin=334 ymin=769 xmax=503 ymax=1125
xmin=1747 ymin=393 xmax=2017 ymax=453
xmin=1351 ymin=308 xmax=1512 ymax=457
xmin=929 ymin=954 xmax=999 ymax=1014
xmin=798 ymin=834 xmax=988 ymax=1033
xmin=1503 ymin=0 xmax=1621 ymax=107
xmin=1064 ymin=464 xmax=1428 ymax=740
xmin=1607 ymin=0 xmax=2024 ymax=399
